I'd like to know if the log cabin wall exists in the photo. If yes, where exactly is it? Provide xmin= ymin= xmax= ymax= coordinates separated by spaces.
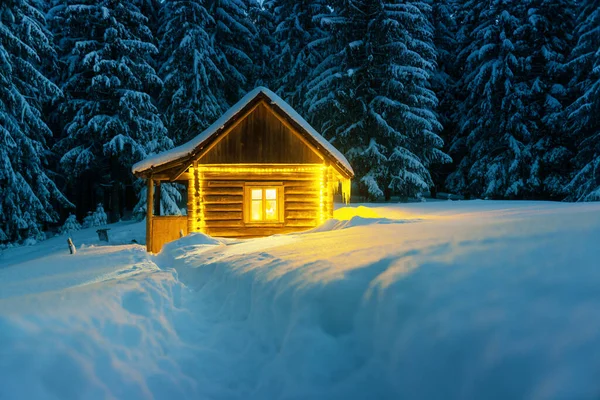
xmin=189 ymin=165 xmax=328 ymax=238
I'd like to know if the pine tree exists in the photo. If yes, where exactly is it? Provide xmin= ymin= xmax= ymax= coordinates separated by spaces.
xmin=82 ymin=203 xmax=107 ymax=228
xmin=206 ymin=0 xmax=258 ymax=105
xmin=430 ymin=0 xmax=458 ymax=193
xmin=0 ymin=0 xmax=71 ymax=242
xmin=158 ymin=0 xmax=225 ymax=144
xmin=60 ymin=214 xmax=81 ymax=235
xmin=523 ymin=0 xmax=576 ymax=199
xmin=564 ymin=0 xmax=600 ymax=201
xmin=49 ymin=0 xmax=174 ymax=221
xmin=249 ymin=0 xmax=277 ymax=88
xmin=448 ymin=1 xmax=535 ymax=198
xmin=269 ymin=0 xmax=330 ymax=112
xmin=307 ymin=0 xmax=450 ymax=200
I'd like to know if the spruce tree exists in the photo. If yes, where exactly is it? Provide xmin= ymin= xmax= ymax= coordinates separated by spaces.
xmin=269 ymin=0 xmax=330 ymax=112
xmin=49 ymin=0 xmax=174 ymax=221
xmin=448 ymin=1 xmax=535 ymax=198
xmin=158 ymin=0 xmax=225 ymax=144
xmin=307 ymin=0 xmax=450 ymax=200
xmin=523 ymin=0 xmax=576 ymax=199
xmin=249 ymin=0 xmax=277 ymax=88
xmin=206 ymin=0 xmax=258 ymax=105
xmin=0 ymin=0 xmax=71 ymax=242
xmin=431 ymin=0 xmax=458 ymax=193
xmin=564 ymin=0 xmax=600 ymax=201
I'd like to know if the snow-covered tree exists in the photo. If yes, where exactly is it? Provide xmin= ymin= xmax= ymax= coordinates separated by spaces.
xmin=82 ymin=203 xmax=107 ymax=228
xmin=134 ymin=183 xmax=184 ymax=218
xmin=564 ymin=0 xmax=600 ymax=201
xmin=268 ymin=0 xmax=330 ymax=112
xmin=448 ymin=1 xmax=533 ymax=198
xmin=249 ymin=0 xmax=277 ymax=88
xmin=206 ymin=0 xmax=258 ymax=105
xmin=49 ymin=0 xmax=174 ymax=221
xmin=448 ymin=0 xmax=576 ymax=199
xmin=430 ymin=0 xmax=458 ymax=192
xmin=307 ymin=0 xmax=450 ymax=200
xmin=158 ymin=0 xmax=225 ymax=144
xmin=523 ymin=0 xmax=576 ymax=199
xmin=60 ymin=214 xmax=81 ymax=235
xmin=0 ymin=0 xmax=72 ymax=242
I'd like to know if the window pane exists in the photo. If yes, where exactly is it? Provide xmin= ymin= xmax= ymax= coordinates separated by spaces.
xmin=251 ymin=189 xmax=262 ymax=200
xmin=265 ymin=188 xmax=277 ymax=200
xmin=251 ymin=200 xmax=263 ymax=221
xmin=265 ymin=200 xmax=277 ymax=220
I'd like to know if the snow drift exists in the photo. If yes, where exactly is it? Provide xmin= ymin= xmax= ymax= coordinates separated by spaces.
xmin=2 ymin=201 xmax=600 ymax=399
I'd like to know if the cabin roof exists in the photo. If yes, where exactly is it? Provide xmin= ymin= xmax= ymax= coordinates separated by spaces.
xmin=132 ymin=87 xmax=354 ymax=179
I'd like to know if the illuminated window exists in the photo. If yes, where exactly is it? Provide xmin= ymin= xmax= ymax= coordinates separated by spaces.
xmin=246 ymin=186 xmax=282 ymax=223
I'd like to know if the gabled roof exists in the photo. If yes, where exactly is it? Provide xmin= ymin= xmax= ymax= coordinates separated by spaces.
xmin=132 ymin=87 xmax=354 ymax=179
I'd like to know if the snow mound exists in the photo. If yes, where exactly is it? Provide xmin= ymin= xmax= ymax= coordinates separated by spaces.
xmin=0 ymin=257 xmax=189 ymax=399
xmin=333 ymin=205 xmax=383 ymax=220
xmin=3 ymin=201 xmax=600 ymax=399
xmin=306 ymin=215 xmax=415 ymax=233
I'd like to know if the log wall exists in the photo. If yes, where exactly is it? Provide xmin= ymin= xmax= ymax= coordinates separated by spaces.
xmin=191 ymin=166 xmax=325 ymax=238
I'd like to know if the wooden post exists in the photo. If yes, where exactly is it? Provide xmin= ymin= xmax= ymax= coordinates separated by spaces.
xmin=194 ymin=161 xmax=202 ymax=233
xmin=187 ymin=165 xmax=195 ymax=233
xmin=328 ymin=167 xmax=334 ymax=219
xmin=146 ymin=177 xmax=153 ymax=252
xmin=154 ymin=181 xmax=162 ymax=216
xmin=322 ymin=164 xmax=329 ymax=222
xmin=67 ymin=237 xmax=76 ymax=254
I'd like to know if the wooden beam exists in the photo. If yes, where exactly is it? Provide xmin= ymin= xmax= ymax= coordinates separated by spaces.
xmin=170 ymin=163 xmax=191 ymax=182
xmin=151 ymin=172 xmax=191 ymax=182
xmin=146 ymin=178 xmax=153 ymax=253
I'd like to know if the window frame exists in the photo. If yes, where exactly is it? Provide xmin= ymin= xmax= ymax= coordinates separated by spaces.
xmin=243 ymin=182 xmax=284 ymax=225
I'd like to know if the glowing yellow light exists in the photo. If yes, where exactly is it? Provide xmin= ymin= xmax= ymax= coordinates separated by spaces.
xmin=318 ymin=165 xmax=326 ymax=224
xmin=249 ymin=187 xmax=279 ymax=222
xmin=342 ymin=178 xmax=351 ymax=204
xmin=198 ymin=171 xmax=205 ymax=232
xmin=188 ymin=166 xmax=196 ymax=232
xmin=265 ymin=201 xmax=277 ymax=220
xmin=198 ymin=165 xmax=324 ymax=174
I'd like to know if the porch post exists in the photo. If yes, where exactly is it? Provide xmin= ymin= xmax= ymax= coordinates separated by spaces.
xmin=187 ymin=165 xmax=196 ymax=234
xmin=146 ymin=177 xmax=154 ymax=252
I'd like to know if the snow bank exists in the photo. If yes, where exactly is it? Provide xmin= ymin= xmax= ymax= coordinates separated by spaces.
xmin=2 ymin=201 xmax=600 ymax=399
xmin=157 ymin=201 xmax=600 ymax=399
xmin=0 ymin=247 xmax=190 ymax=399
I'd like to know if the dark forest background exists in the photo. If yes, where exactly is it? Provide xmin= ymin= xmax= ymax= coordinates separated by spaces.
xmin=1 ymin=0 xmax=599 ymax=242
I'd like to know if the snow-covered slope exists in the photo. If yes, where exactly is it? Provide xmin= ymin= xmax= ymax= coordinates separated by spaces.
xmin=1 ymin=201 xmax=600 ymax=399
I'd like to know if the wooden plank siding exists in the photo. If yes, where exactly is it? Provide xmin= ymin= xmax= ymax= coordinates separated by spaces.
xmin=198 ymin=103 xmax=323 ymax=165
xmin=151 ymin=216 xmax=188 ymax=253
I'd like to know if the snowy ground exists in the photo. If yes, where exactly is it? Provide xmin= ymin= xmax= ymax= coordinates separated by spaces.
xmin=1 ymin=200 xmax=600 ymax=399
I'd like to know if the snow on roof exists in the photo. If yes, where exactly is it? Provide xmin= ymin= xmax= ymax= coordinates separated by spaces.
xmin=131 ymin=87 xmax=354 ymax=178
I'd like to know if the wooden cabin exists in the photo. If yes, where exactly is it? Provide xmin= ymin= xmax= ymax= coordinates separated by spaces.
xmin=132 ymin=87 xmax=354 ymax=253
